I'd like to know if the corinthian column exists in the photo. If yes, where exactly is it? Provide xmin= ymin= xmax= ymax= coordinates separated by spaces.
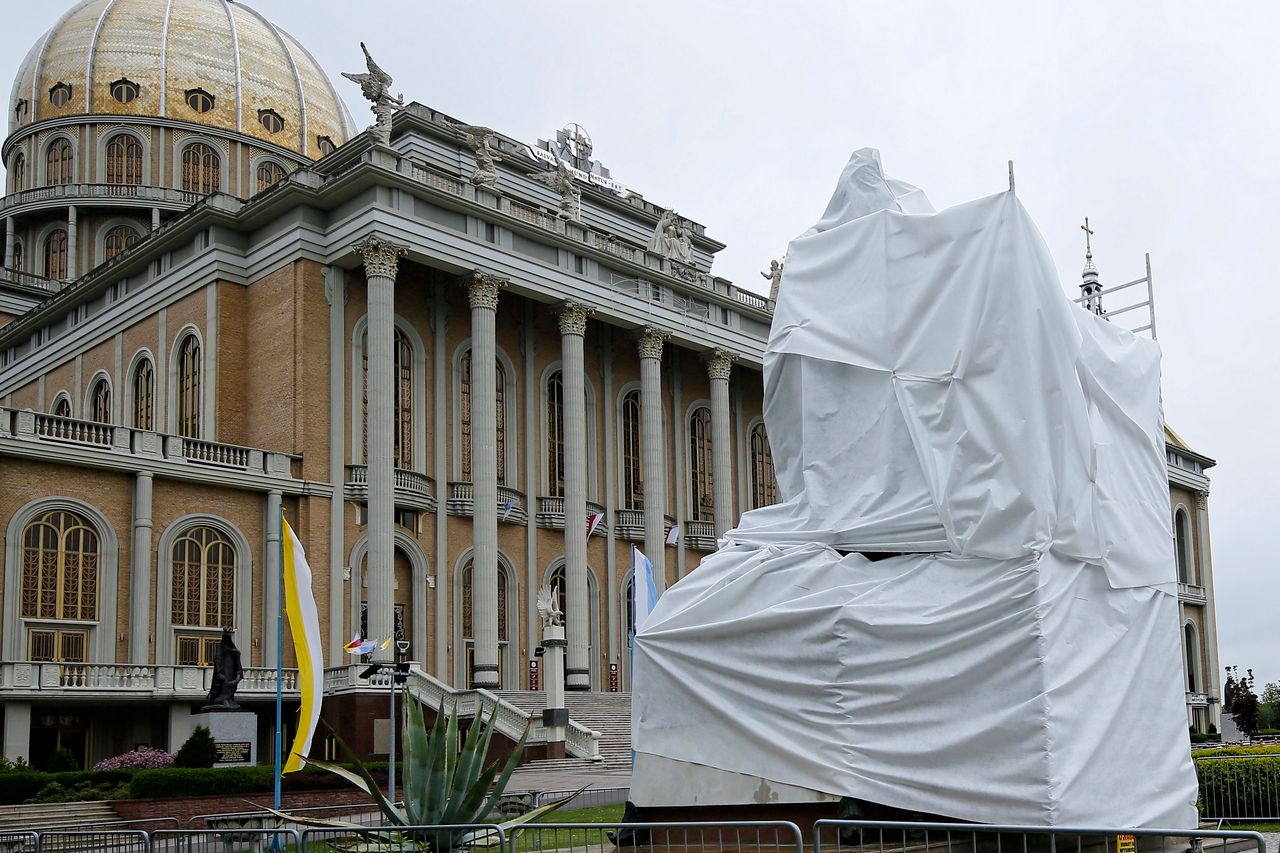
xmin=636 ymin=327 xmax=670 ymax=591
xmin=466 ymin=271 xmax=506 ymax=688
xmin=354 ymin=235 xmax=407 ymax=662
xmin=706 ymin=350 xmax=736 ymax=539
xmin=559 ymin=302 xmax=593 ymax=690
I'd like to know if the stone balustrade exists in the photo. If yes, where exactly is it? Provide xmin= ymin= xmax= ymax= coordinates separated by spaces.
xmin=345 ymin=464 xmax=437 ymax=512
xmin=0 ymin=662 xmax=296 ymax=697
xmin=446 ymin=481 xmax=528 ymax=524
xmin=1178 ymin=582 xmax=1207 ymax=604
xmin=535 ymin=496 xmax=608 ymax=536
xmin=684 ymin=519 xmax=718 ymax=551
xmin=0 ymin=183 xmax=205 ymax=215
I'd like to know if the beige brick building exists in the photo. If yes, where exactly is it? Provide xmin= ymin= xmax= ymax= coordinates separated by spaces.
xmin=0 ymin=0 xmax=1222 ymax=770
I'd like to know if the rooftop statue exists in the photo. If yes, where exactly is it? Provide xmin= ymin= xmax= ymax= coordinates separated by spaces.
xmin=531 ymin=160 xmax=581 ymax=221
xmin=201 ymin=628 xmax=244 ymax=712
xmin=648 ymin=208 xmax=693 ymax=265
xmin=342 ymin=42 xmax=403 ymax=145
xmin=454 ymin=124 xmax=503 ymax=188
xmin=761 ymin=258 xmax=783 ymax=301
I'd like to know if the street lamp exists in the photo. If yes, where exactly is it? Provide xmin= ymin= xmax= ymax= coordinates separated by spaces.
xmin=358 ymin=640 xmax=410 ymax=804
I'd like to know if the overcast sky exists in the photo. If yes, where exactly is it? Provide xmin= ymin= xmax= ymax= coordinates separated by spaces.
xmin=3 ymin=1 xmax=1275 ymax=691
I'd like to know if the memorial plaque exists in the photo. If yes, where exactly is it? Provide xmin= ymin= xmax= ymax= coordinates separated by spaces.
xmin=215 ymin=741 xmax=252 ymax=764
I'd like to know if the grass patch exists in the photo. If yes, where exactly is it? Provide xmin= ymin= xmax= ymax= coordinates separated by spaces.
xmin=537 ymin=802 xmax=626 ymax=823
xmin=1215 ymin=821 xmax=1280 ymax=832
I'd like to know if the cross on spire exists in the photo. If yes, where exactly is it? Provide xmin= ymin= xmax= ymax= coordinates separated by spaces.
xmin=1081 ymin=217 xmax=1094 ymax=260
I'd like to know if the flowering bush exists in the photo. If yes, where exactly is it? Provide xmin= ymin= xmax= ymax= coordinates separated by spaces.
xmin=93 ymin=746 xmax=175 ymax=771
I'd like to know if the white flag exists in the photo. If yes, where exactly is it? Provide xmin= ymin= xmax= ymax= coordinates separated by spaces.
xmin=632 ymin=547 xmax=659 ymax=632
xmin=665 ymin=524 xmax=680 ymax=546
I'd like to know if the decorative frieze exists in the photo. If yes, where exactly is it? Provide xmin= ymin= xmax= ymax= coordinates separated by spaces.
xmin=352 ymin=235 xmax=407 ymax=280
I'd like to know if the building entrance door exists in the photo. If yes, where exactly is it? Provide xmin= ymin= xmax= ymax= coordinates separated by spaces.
xmin=30 ymin=713 xmax=89 ymax=770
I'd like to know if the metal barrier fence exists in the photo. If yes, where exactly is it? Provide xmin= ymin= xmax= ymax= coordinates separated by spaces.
xmin=813 ymin=821 xmax=1268 ymax=853
xmin=151 ymin=827 xmax=301 ymax=851
xmin=0 ymin=832 xmax=37 ymax=853
xmin=533 ymin=785 xmax=630 ymax=810
xmin=35 ymin=828 xmax=150 ymax=852
xmin=1199 ymin=756 xmax=1280 ymax=821
xmin=519 ymin=821 xmax=806 ymax=853
xmin=299 ymin=822 xmax=505 ymax=852
xmin=192 ymin=801 xmax=390 ymax=829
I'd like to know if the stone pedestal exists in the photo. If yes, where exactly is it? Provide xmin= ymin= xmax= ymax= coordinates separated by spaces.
xmin=542 ymin=625 xmax=568 ymax=756
xmin=189 ymin=711 xmax=258 ymax=767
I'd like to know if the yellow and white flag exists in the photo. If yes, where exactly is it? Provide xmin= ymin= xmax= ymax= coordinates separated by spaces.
xmin=282 ymin=516 xmax=323 ymax=774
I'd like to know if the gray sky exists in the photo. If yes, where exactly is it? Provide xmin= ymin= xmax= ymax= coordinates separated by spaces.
xmin=3 ymin=1 xmax=1275 ymax=690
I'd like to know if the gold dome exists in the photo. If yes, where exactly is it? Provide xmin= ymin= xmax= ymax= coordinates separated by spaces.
xmin=8 ymin=0 xmax=356 ymax=159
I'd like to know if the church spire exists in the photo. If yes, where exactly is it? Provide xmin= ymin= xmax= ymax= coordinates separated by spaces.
xmin=1080 ymin=217 xmax=1104 ymax=316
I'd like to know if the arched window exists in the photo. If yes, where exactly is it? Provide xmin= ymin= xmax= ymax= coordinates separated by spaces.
xmin=181 ymin=143 xmax=220 ymax=194
xmin=105 ymin=134 xmax=143 ymax=185
xmin=258 ymin=110 xmax=285 ymax=134
xmin=689 ymin=406 xmax=713 ymax=521
xmin=12 ymin=240 xmax=23 ymax=273
xmin=171 ymin=526 xmax=235 ymax=628
xmin=88 ymin=377 xmax=111 ymax=424
xmin=109 ymin=78 xmax=139 ymax=104
xmin=103 ymin=224 xmax=140 ymax=262
xmin=44 ymin=229 xmax=68 ymax=280
xmin=317 ymin=136 xmax=336 ymax=156
xmin=48 ymin=82 xmax=72 ymax=108
xmin=460 ymin=348 xmax=507 ymax=483
xmin=46 ymin=139 xmax=73 ymax=186
xmin=460 ymin=559 xmax=509 ymax=687
xmin=21 ymin=509 xmax=99 ymax=621
xmin=622 ymin=389 xmax=642 ymax=510
xmin=176 ymin=334 xmax=201 ymax=438
xmin=750 ymin=422 xmax=778 ymax=509
xmin=1175 ymin=509 xmax=1194 ymax=585
xmin=132 ymin=357 xmax=154 ymax=430
xmin=546 ymin=370 xmax=565 ymax=497
xmin=256 ymin=161 xmax=286 ymax=193
xmin=52 ymin=395 xmax=71 ymax=418
xmin=361 ymin=327 xmax=413 ymax=468
xmin=10 ymin=153 xmax=25 ymax=192
xmin=185 ymin=88 xmax=214 ymax=113
xmin=1184 ymin=623 xmax=1200 ymax=693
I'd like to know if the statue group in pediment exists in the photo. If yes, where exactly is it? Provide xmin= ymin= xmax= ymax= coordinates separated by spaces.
xmin=648 ymin=208 xmax=694 ymax=265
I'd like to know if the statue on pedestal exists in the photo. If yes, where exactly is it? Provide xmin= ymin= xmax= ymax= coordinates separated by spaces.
xmin=531 ymin=160 xmax=581 ymax=221
xmin=454 ymin=124 xmax=503 ymax=188
xmin=648 ymin=209 xmax=693 ymax=264
xmin=342 ymin=43 xmax=403 ymax=145
xmin=201 ymin=628 xmax=244 ymax=712
xmin=761 ymin=259 xmax=783 ymax=301
xmin=536 ymin=584 xmax=564 ymax=628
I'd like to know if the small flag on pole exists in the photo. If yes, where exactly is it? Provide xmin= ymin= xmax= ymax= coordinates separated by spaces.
xmin=665 ymin=524 xmax=680 ymax=546
xmin=501 ymin=498 xmax=515 ymax=520
xmin=586 ymin=512 xmax=604 ymax=538
xmin=281 ymin=516 xmax=323 ymax=775
xmin=632 ymin=547 xmax=659 ymax=632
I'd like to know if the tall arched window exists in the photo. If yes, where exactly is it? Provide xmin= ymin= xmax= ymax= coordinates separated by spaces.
xmin=52 ymin=395 xmax=72 ymax=418
xmin=12 ymin=240 xmax=23 ymax=273
xmin=460 ymin=348 xmax=507 ymax=483
xmin=46 ymin=139 xmax=73 ymax=186
xmin=361 ymin=328 xmax=413 ymax=468
xmin=88 ymin=377 xmax=111 ymax=424
xmin=21 ymin=509 xmax=99 ymax=621
xmin=460 ymin=559 xmax=509 ymax=687
xmin=105 ymin=134 xmax=143 ymax=185
xmin=750 ymin=422 xmax=778 ymax=509
xmin=11 ymin=153 xmax=25 ymax=192
xmin=171 ymin=526 xmax=235 ymax=628
xmin=181 ymin=143 xmax=220 ymax=194
xmin=44 ymin=229 xmax=68 ymax=279
xmin=176 ymin=334 xmax=201 ymax=438
xmin=689 ymin=406 xmax=714 ymax=521
xmin=256 ymin=161 xmax=286 ymax=193
xmin=1184 ymin=623 xmax=1200 ymax=693
xmin=103 ymin=225 xmax=140 ymax=262
xmin=621 ymin=389 xmax=642 ymax=510
xmin=1175 ymin=509 xmax=1194 ymax=585
xmin=132 ymin=357 xmax=154 ymax=430
xmin=546 ymin=370 xmax=565 ymax=497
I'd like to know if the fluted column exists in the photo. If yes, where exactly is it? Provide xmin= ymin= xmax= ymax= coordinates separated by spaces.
xmin=66 ymin=206 xmax=77 ymax=279
xmin=3 ymin=217 xmax=13 ymax=269
xmin=636 ymin=327 xmax=670 ymax=590
xmin=706 ymin=350 xmax=736 ymax=539
xmin=129 ymin=472 xmax=154 ymax=664
xmin=466 ymin=271 xmax=506 ymax=688
xmin=355 ymin=235 xmax=407 ymax=662
xmin=559 ymin=302 xmax=593 ymax=690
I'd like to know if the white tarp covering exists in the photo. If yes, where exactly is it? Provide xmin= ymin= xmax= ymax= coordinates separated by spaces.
xmin=631 ymin=149 xmax=1198 ymax=827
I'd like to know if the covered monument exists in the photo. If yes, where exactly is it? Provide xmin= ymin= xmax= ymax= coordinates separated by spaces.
xmin=630 ymin=150 xmax=1198 ymax=827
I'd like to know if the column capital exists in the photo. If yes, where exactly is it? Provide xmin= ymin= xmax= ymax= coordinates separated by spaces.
xmin=557 ymin=301 xmax=594 ymax=337
xmin=1196 ymin=491 xmax=1209 ymax=510
xmin=704 ymin=348 xmax=737 ymax=381
xmin=463 ymin=270 xmax=508 ymax=310
xmin=353 ymin=235 xmax=408 ymax=279
xmin=635 ymin=326 xmax=670 ymax=361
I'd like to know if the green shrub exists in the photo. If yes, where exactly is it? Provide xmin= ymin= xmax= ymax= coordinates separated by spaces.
xmin=1195 ymin=745 xmax=1280 ymax=758
xmin=1196 ymin=755 xmax=1280 ymax=817
xmin=129 ymin=765 xmax=274 ymax=800
xmin=47 ymin=748 xmax=78 ymax=773
xmin=25 ymin=780 xmax=130 ymax=804
xmin=174 ymin=726 xmax=218 ymax=769
xmin=0 ymin=770 xmax=134 ymax=805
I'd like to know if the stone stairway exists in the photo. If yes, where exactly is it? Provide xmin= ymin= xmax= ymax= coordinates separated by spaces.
xmin=498 ymin=690 xmax=632 ymax=769
xmin=0 ymin=800 xmax=120 ymax=831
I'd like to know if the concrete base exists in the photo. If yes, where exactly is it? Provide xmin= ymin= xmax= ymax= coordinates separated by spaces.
xmin=189 ymin=710 xmax=257 ymax=766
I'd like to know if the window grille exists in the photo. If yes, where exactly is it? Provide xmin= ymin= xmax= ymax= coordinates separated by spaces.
xmin=171 ymin=526 xmax=235 ymax=628
xmin=105 ymin=134 xmax=143 ymax=185
xmin=21 ymin=510 xmax=99 ymax=621
xmin=689 ymin=406 xmax=714 ymax=521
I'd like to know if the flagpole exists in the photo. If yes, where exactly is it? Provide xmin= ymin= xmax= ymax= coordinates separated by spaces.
xmin=274 ymin=506 xmax=285 ymax=814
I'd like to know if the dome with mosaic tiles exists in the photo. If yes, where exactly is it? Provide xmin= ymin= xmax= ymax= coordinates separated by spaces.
xmin=7 ymin=0 xmax=356 ymax=159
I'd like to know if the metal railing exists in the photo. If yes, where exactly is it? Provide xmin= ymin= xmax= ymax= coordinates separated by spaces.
xmin=35 ymin=828 xmax=150 ymax=851
xmin=812 ymin=821 xmax=1267 ymax=853
xmin=300 ymin=822 xmax=504 ymax=852
xmin=523 ymin=821 xmax=805 ymax=853
xmin=153 ymin=827 xmax=301 ymax=851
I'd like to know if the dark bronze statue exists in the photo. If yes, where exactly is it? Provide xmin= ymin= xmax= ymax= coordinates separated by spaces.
xmin=201 ymin=628 xmax=244 ymax=712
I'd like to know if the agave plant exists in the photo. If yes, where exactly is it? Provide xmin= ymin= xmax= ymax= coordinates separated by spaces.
xmin=268 ymin=697 xmax=582 ymax=851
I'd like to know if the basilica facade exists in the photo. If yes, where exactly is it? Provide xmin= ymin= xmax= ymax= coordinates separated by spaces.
xmin=0 ymin=0 xmax=1221 ymax=770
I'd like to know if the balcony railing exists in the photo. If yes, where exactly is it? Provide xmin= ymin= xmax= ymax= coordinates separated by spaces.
xmin=446 ymin=482 xmax=528 ymax=525
xmin=0 ymin=662 xmax=296 ymax=697
xmin=613 ymin=510 xmax=677 ymax=543
xmin=535 ymin=497 xmax=608 ymax=536
xmin=0 ymin=267 xmax=63 ymax=293
xmin=1178 ymin=582 xmax=1207 ymax=604
xmin=33 ymin=413 xmax=113 ymax=446
xmin=345 ymin=464 xmax=438 ymax=512
xmin=684 ymin=519 xmax=718 ymax=551
xmin=0 ymin=183 xmax=206 ymax=213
